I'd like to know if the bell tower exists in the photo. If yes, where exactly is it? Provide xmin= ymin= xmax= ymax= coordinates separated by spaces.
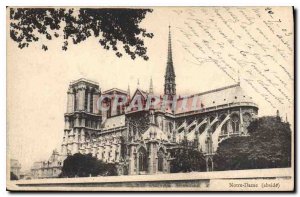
xmin=61 ymin=78 xmax=102 ymax=158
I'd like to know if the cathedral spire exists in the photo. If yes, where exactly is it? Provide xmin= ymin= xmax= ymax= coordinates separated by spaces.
xmin=149 ymin=77 xmax=154 ymax=94
xmin=167 ymin=25 xmax=173 ymax=64
xmin=164 ymin=26 xmax=176 ymax=96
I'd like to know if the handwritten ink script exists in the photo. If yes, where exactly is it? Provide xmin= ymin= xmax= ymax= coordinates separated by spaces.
xmin=172 ymin=7 xmax=293 ymax=117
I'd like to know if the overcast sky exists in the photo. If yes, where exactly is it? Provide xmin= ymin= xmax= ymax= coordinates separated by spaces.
xmin=7 ymin=7 xmax=294 ymax=171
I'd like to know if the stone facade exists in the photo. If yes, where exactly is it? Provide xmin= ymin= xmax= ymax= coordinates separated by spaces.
xmin=31 ymin=150 xmax=63 ymax=179
xmin=57 ymin=28 xmax=259 ymax=176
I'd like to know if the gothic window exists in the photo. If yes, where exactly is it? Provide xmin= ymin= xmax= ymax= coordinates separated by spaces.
xmin=74 ymin=90 xmax=77 ymax=111
xmin=243 ymin=113 xmax=251 ymax=123
xmin=107 ymin=99 xmax=111 ymax=118
xmin=90 ymin=90 xmax=93 ymax=113
xmin=158 ymin=149 xmax=164 ymax=172
xmin=243 ymin=112 xmax=251 ymax=131
xmin=231 ymin=113 xmax=240 ymax=133
xmin=117 ymin=105 xmax=121 ymax=115
xmin=70 ymin=119 xmax=74 ymax=128
xmin=138 ymin=147 xmax=148 ymax=172
xmin=205 ymin=136 xmax=213 ymax=154
xmin=115 ymin=150 xmax=118 ymax=161
xmin=220 ymin=115 xmax=228 ymax=135
xmin=169 ymin=122 xmax=173 ymax=133
xmin=84 ymin=89 xmax=88 ymax=111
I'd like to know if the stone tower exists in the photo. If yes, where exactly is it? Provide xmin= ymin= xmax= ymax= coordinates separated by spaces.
xmin=164 ymin=26 xmax=176 ymax=97
xmin=61 ymin=78 xmax=102 ymax=158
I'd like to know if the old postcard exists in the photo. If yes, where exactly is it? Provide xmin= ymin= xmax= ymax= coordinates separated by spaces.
xmin=7 ymin=6 xmax=294 ymax=191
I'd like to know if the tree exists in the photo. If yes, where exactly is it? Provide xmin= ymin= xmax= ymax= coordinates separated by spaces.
xmin=214 ymin=116 xmax=292 ymax=171
xmin=10 ymin=8 xmax=153 ymax=60
xmin=59 ymin=153 xmax=117 ymax=178
xmin=170 ymin=142 xmax=206 ymax=173
xmin=10 ymin=172 xmax=19 ymax=180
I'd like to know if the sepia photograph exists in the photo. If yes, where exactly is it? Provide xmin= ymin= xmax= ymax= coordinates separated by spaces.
xmin=6 ymin=6 xmax=294 ymax=191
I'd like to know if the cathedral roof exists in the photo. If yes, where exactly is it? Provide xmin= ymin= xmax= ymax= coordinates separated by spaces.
xmin=175 ymin=83 xmax=256 ymax=114
xmin=70 ymin=78 xmax=99 ymax=87
xmin=102 ymin=115 xmax=126 ymax=130
xmin=103 ymin=88 xmax=128 ymax=95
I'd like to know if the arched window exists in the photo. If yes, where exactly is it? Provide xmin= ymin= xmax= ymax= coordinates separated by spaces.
xmin=74 ymin=90 xmax=78 ymax=111
xmin=243 ymin=113 xmax=251 ymax=128
xmin=84 ymin=89 xmax=88 ymax=111
xmin=107 ymin=98 xmax=111 ymax=118
xmin=169 ymin=122 xmax=173 ymax=134
xmin=138 ymin=147 xmax=148 ymax=172
xmin=89 ymin=89 xmax=94 ymax=113
xmin=220 ymin=114 xmax=228 ymax=135
xmin=231 ymin=113 xmax=240 ymax=133
xmin=158 ymin=149 xmax=164 ymax=172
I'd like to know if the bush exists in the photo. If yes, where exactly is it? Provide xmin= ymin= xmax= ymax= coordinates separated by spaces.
xmin=214 ymin=116 xmax=292 ymax=171
xmin=170 ymin=144 xmax=206 ymax=173
xmin=59 ymin=153 xmax=117 ymax=178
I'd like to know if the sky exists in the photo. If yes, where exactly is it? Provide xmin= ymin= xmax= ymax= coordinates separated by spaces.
xmin=7 ymin=7 xmax=294 ymax=171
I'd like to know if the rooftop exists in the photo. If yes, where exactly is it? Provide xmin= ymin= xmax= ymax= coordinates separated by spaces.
xmin=70 ymin=78 xmax=99 ymax=86
xmin=103 ymin=88 xmax=128 ymax=95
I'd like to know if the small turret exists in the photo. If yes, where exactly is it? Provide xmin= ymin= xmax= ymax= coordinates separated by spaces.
xmin=149 ymin=77 xmax=154 ymax=95
xmin=276 ymin=110 xmax=281 ymax=121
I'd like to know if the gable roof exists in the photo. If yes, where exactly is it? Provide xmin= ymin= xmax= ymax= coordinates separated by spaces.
xmin=103 ymin=88 xmax=128 ymax=95
xmin=142 ymin=124 xmax=169 ymax=141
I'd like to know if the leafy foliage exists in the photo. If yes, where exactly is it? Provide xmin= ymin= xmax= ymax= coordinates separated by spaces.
xmin=59 ymin=153 xmax=117 ymax=178
xmin=214 ymin=116 xmax=292 ymax=171
xmin=10 ymin=8 xmax=153 ymax=60
xmin=10 ymin=172 xmax=19 ymax=180
xmin=170 ymin=143 xmax=206 ymax=173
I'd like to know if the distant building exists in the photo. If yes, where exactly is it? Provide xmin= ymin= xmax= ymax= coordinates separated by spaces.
xmin=31 ymin=149 xmax=63 ymax=179
xmin=10 ymin=159 xmax=21 ymax=179
xmin=19 ymin=170 xmax=32 ymax=180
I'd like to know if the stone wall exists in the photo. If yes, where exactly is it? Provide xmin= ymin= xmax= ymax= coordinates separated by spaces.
xmin=9 ymin=168 xmax=293 ymax=191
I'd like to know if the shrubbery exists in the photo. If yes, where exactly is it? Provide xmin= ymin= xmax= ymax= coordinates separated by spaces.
xmin=59 ymin=153 xmax=117 ymax=178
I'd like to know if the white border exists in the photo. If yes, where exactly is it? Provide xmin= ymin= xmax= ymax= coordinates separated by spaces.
xmin=1 ymin=0 xmax=298 ymax=196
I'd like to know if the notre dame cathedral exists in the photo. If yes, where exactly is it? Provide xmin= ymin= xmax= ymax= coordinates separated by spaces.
xmin=59 ymin=27 xmax=259 ymax=176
